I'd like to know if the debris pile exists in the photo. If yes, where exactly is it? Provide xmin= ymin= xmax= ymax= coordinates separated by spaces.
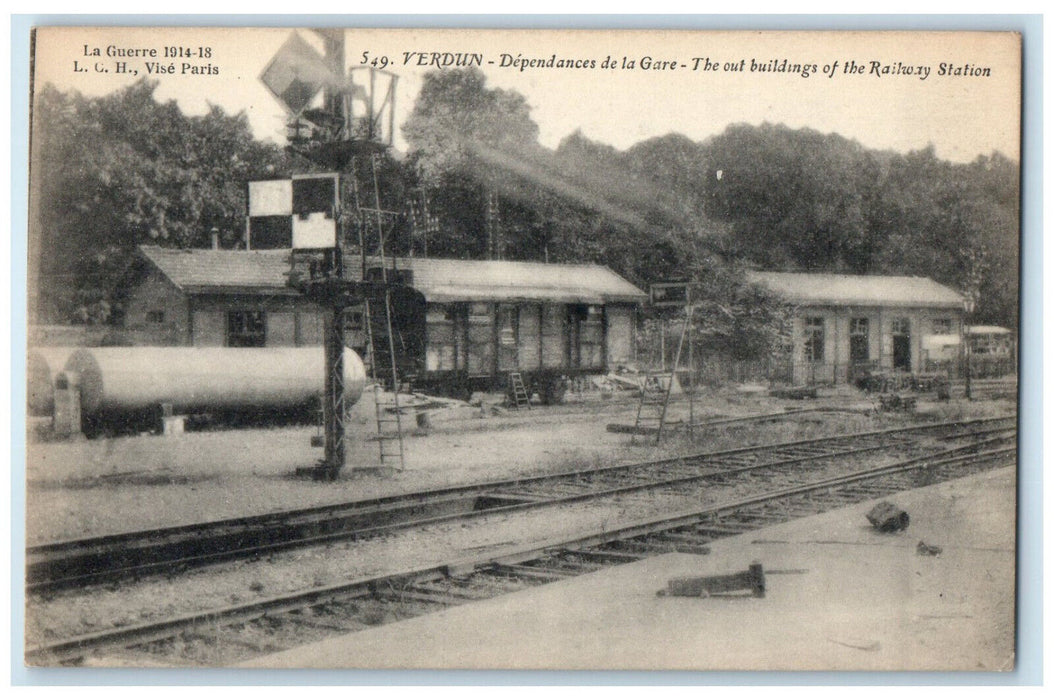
xmin=866 ymin=501 xmax=910 ymax=532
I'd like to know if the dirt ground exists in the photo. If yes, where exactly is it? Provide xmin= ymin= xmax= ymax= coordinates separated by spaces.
xmin=21 ymin=384 xmax=1017 ymax=656
xmin=244 ymin=466 xmax=1017 ymax=671
xmin=23 ymin=385 xmax=1015 ymax=544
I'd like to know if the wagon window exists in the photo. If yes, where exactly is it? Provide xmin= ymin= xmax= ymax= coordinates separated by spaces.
xmin=426 ymin=304 xmax=458 ymax=371
xmin=579 ymin=305 xmax=604 ymax=368
xmin=227 ymin=310 xmax=266 ymax=347
xmin=365 ymin=267 xmax=413 ymax=286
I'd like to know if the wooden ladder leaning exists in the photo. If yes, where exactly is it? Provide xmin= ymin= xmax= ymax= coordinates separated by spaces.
xmin=634 ymin=316 xmax=689 ymax=443
xmin=633 ymin=372 xmax=675 ymax=442
xmin=364 ymin=288 xmax=405 ymax=471
xmin=508 ymin=372 xmax=531 ymax=410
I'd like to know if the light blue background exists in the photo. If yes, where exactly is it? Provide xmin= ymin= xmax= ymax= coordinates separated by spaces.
xmin=9 ymin=13 xmax=1043 ymax=687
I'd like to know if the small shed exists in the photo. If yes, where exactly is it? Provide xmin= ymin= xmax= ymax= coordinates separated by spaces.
xmin=967 ymin=325 xmax=1015 ymax=356
xmin=746 ymin=271 xmax=965 ymax=385
xmin=122 ymin=246 xmax=319 ymax=347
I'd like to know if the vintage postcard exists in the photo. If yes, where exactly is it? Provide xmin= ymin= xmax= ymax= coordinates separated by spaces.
xmin=24 ymin=26 xmax=1021 ymax=671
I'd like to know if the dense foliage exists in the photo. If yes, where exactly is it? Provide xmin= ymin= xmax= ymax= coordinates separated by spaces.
xmin=30 ymin=81 xmax=294 ymax=323
xmin=402 ymin=69 xmax=1019 ymax=350
xmin=33 ymin=70 xmax=1019 ymax=350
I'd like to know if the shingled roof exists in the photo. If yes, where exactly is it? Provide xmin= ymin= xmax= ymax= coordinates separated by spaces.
xmin=746 ymin=271 xmax=964 ymax=309
xmin=139 ymin=246 xmax=647 ymax=304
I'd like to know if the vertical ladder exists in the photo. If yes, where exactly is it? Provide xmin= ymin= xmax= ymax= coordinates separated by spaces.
xmin=364 ymin=289 xmax=406 ymax=471
xmin=508 ymin=372 xmax=531 ymax=410
xmin=634 ymin=316 xmax=689 ymax=443
xmin=361 ymin=152 xmax=405 ymax=471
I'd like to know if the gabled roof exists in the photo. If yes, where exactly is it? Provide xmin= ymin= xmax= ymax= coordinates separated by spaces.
xmin=139 ymin=245 xmax=297 ymax=296
xmin=746 ymin=271 xmax=964 ymax=309
xmin=138 ymin=246 xmax=647 ymax=304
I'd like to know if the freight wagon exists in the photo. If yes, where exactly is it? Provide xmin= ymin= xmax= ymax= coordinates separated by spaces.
xmin=344 ymin=257 xmax=648 ymax=402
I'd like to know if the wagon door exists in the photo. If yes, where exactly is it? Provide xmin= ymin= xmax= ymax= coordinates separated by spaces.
xmin=605 ymin=305 xmax=634 ymax=369
xmin=497 ymin=304 xmax=518 ymax=372
xmin=467 ymin=302 xmax=494 ymax=376
xmin=541 ymin=304 xmax=568 ymax=368
xmin=517 ymin=304 xmax=542 ymax=370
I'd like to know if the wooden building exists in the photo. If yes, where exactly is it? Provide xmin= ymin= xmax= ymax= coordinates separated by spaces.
xmin=746 ymin=271 xmax=965 ymax=385
xmin=122 ymin=246 xmax=319 ymax=347
xmin=122 ymin=246 xmax=647 ymax=401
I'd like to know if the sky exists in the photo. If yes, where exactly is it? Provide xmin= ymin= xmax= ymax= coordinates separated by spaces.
xmin=31 ymin=27 xmax=1021 ymax=163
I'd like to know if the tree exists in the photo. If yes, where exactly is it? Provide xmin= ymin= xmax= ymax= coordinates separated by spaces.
xmin=29 ymin=80 xmax=292 ymax=323
xmin=701 ymin=122 xmax=881 ymax=272
xmin=403 ymin=67 xmax=540 ymax=182
xmin=403 ymin=68 xmax=543 ymax=258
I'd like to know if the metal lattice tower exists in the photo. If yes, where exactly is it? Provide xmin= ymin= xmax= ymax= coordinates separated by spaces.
xmin=264 ymin=30 xmax=403 ymax=479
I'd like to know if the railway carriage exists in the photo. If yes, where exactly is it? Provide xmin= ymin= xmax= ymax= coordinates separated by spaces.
xmin=344 ymin=256 xmax=647 ymax=402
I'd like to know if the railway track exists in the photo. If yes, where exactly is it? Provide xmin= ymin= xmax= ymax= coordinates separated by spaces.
xmin=27 ymin=416 xmax=1016 ymax=593
xmin=26 ymin=440 xmax=1015 ymax=666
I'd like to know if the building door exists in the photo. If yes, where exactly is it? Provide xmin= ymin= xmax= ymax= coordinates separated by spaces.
xmin=891 ymin=317 xmax=911 ymax=371
xmin=849 ymin=317 xmax=870 ymax=382
xmin=802 ymin=317 xmax=825 ymax=384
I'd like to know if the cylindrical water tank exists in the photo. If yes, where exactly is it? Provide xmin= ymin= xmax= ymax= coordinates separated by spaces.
xmin=62 ymin=346 xmax=366 ymax=416
xmin=27 ymin=347 xmax=77 ymax=416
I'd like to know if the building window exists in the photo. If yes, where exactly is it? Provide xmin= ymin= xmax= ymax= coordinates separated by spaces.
xmin=146 ymin=310 xmax=165 ymax=324
xmin=804 ymin=317 xmax=825 ymax=363
xmin=579 ymin=305 xmax=604 ymax=368
xmin=227 ymin=310 xmax=266 ymax=347
xmin=932 ymin=318 xmax=953 ymax=334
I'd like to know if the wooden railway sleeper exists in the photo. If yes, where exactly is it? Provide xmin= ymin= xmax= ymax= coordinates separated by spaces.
xmin=639 ymin=533 xmax=713 ymax=554
xmin=608 ymin=539 xmax=685 ymax=556
xmin=732 ymin=509 xmax=794 ymax=526
xmin=382 ymin=589 xmax=473 ymax=608
xmin=559 ymin=547 xmax=647 ymax=564
xmin=692 ymin=523 xmax=751 ymax=537
xmin=489 ymin=563 xmax=577 ymax=581
xmin=537 ymin=555 xmax=606 ymax=574
xmin=403 ymin=581 xmax=485 ymax=600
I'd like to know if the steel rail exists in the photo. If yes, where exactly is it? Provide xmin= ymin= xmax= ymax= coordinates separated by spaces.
xmin=25 ymin=443 xmax=1014 ymax=665
xmin=27 ymin=416 xmax=1015 ymax=591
